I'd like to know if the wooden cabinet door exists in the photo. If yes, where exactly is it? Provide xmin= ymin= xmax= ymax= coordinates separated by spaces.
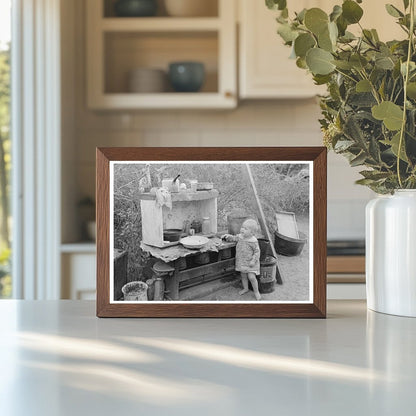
xmin=239 ymin=0 xmax=326 ymax=99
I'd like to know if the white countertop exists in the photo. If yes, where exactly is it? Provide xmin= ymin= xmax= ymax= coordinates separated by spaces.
xmin=0 ymin=300 xmax=415 ymax=415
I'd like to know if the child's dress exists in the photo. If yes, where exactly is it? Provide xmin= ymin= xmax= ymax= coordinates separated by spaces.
xmin=228 ymin=235 xmax=261 ymax=275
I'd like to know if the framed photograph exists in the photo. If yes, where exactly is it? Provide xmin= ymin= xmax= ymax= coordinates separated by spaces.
xmin=96 ymin=147 xmax=327 ymax=318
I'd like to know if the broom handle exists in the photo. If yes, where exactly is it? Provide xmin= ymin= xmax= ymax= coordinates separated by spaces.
xmin=245 ymin=164 xmax=283 ymax=284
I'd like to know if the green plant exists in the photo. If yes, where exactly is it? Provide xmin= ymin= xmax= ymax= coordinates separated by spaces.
xmin=267 ymin=0 xmax=416 ymax=193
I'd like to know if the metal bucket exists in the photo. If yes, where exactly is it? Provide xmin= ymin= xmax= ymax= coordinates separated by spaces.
xmin=122 ymin=281 xmax=148 ymax=301
xmin=258 ymin=256 xmax=277 ymax=294
xmin=274 ymin=231 xmax=307 ymax=256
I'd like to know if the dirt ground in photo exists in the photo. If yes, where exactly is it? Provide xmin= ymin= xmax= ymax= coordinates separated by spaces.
xmin=199 ymin=214 xmax=310 ymax=302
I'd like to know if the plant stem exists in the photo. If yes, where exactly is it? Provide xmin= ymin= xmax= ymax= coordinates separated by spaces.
xmin=334 ymin=68 xmax=358 ymax=84
xmin=397 ymin=0 xmax=415 ymax=188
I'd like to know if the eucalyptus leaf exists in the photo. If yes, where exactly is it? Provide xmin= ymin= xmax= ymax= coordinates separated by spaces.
xmin=276 ymin=15 xmax=288 ymax=24
xmin=385 ymin=4 xmax=404 ymax=18
xmin=355 ymin=178 xmax=377 ymax=186
xmin=330 ymin=5 xmax=342 ymax=22
xmin=356 ymin=79 xmax=372 ymax=93
xmin=333 ymin=60 xmax=353 ymax=70
xmin=277 ymin=23 xmax=299 ymax=43
xmin=403 ymin=0 xmax=409 ymax=10
xmin=336 ymin=15 xmax=348 ymax=36
xmin=296 ymin=57 xmax=308 ymax=69
xmin=363 ymin=29 xmax=376 ymax=46
xmin=383 ymin=132 xmax=409 ymax=162
xmin=304 ymin=8 xmax=328 ymax=35
xmin=372 ymin=101 xmax=404 ymax=130
xmin=401 ymin=61 xmax=416 ymax=76
xmin=360 ymin=170 xmax=391 ymax=180
xmin=334 ymin=140 xmax=355 ymax=151
xmin=296 ymin=8 xmax=307 ymax=23
xmin=350 ymin=54 xmax=368 ymax=70
xmin=339 ymin=31 xmax=356 ymax=43
xmin=350 ymin=152 xmax=368 ymax=167
xmin=328 ymin=22 xmax=338 ymax=45
xmin=371 ymin=29 xmax=380 ymax=42
xmin=407 ymin=82 xmax=416 ymax=99
xmin=342 ymin=0 xmax=363 ymax=24
xmin=313 ymin=74 xmax=332 ymax=85
xmin=306 ymin=48 xmax=335 ymax=75
xmin=318 ymin=27 xmax=334 ymax=52
xmin=294 ymin=33 xmax=316 ymax=58
xmin=266 ymin=0 xmax=287 ymax=11
xmin=343 ymin=114 xmax=369 ymax=147
xmin=369 ymin=136 xmax=382 ymax=163
xmin=375 ymin=55 xmax=395 ymax=70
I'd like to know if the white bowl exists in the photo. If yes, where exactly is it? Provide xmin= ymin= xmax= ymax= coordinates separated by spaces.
xmin=164 ymin=0 xmax=217 ymax=17
xmin=180 ymin=235 xmax=209 ymax=249
xmin=128 ymin=68 xmax=167 ymax=93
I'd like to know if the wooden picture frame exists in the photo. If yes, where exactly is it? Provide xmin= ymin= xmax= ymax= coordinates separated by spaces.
xmin=97 ymin=147 xmax=327 ymax=318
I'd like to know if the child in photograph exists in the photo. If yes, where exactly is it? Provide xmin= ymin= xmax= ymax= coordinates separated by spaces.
xmin=222 ymin=219 xmax=261 ymax=300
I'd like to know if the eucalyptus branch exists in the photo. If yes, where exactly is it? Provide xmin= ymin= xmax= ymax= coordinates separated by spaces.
xmin=397 ymin=0 xmax=415 ymax=188
xmin=390 ymin=79 xmax=398 ymax=102
xmin=358 ymin=69 xmax=381 ymax=104
xmin=334 ymin=68 xmax=358 ymax=84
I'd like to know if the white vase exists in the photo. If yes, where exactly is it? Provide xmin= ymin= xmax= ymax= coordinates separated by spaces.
xmin=366 ymin=190 xmax=416 ymax=317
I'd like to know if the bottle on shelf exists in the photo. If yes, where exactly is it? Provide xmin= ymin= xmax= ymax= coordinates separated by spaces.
xmin=202 ymin=217 xmax=210 ymax=235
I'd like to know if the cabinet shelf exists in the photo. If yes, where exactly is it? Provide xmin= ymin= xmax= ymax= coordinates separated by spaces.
xmin=91 ymin=92 xmax=234 ymax=110
xmin=101 ymin=17 xmax=221 ymax=32
xmin=86 ymin=0 xmax=236 ymax=109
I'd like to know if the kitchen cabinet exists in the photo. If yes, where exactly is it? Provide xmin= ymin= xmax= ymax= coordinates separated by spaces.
xmin=238 ymin=0 xmax=325 ymax=99
xmin=238 ymin=0 xmax=404 ymax=99
xmin=86 ymin=0 xmax=237 ymax=109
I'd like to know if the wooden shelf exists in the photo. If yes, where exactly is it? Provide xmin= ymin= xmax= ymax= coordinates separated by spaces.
xmin=90 ymin=93 xmax=234 ymax=110
xmin=101 ymin=17 xmax=221 ymax=32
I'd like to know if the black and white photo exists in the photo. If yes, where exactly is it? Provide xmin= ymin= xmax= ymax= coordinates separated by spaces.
xmin=110 ymin=161 xmax=313 ymax=304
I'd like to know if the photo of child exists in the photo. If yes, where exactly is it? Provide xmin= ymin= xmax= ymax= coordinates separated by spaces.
xmin=111 ymin=161 xmax=311 ymax=303
xmin=222 ymin=219 xmax=262 ymax=300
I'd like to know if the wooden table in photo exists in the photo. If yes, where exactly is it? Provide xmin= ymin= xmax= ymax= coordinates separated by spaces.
xmin=141 ymin=237 xmax=237 ymax=300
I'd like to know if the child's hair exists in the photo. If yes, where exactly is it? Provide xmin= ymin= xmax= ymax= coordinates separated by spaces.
xmin=242 ymin=218 xmax=258 ymax=234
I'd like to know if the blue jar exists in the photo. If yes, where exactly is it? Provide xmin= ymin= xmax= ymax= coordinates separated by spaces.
xmin=114 ymin=0 xmax=157 ymax=17
xmin=168 ymin=61 xmax=205 ymax=92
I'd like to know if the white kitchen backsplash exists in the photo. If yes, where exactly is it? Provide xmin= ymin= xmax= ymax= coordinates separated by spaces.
xmin=74 ymin=100 xmax=370 ymax=240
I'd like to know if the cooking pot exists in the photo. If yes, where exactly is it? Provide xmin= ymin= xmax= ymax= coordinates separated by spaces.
xmin=163 ymin=229 xmax=183 ymax=242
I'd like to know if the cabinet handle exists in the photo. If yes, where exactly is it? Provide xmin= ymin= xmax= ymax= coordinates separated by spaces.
xmin=225 ymin=91 xmax=234 ymax=99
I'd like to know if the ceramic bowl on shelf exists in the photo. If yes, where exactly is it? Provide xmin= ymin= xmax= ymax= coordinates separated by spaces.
xmin=164 ymin=0 xmax=218 ymax=17
xmin=114 ymin=0 xmax=158 ymax=17
xmin=168 ymin=61 xmax=205 ymax=92
xmin=179 ymin=236 xmax=209 ymax=249
xmin=128 ymin=68 xmax=167 ymax=93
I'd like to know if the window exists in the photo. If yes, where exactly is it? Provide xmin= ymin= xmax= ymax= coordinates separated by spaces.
xmin=0 ymin=0 xmax=11 ymax=298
